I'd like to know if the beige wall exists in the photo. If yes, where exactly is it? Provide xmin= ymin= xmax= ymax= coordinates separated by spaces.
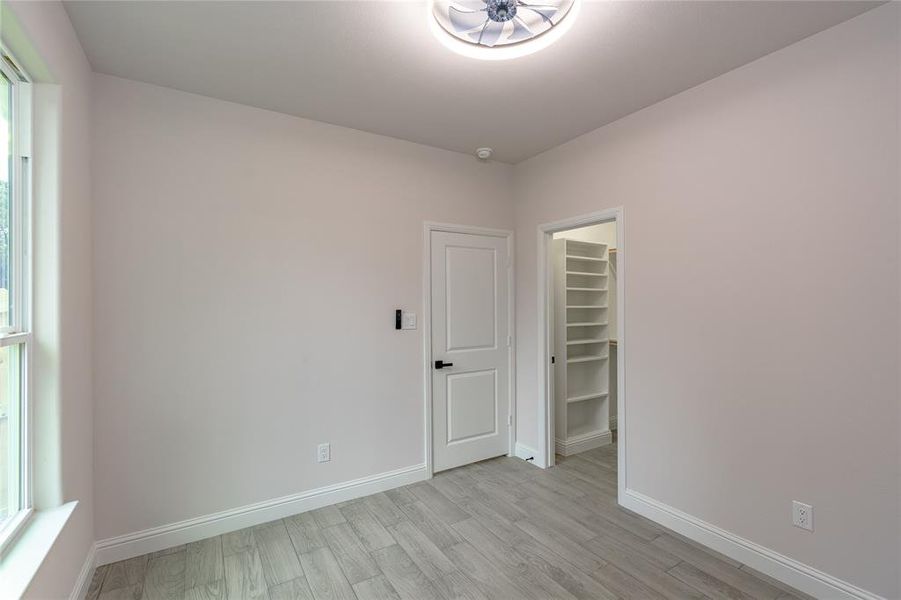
xmin=513 ymin=5 xmax=899 ymax=597
xmin=514 ymin=5 xmax=901 ymax=597
xmin=2 ymin=0 xmax=95 ymax=596
xmin=91 ymin=74 xmax=514 ymax=540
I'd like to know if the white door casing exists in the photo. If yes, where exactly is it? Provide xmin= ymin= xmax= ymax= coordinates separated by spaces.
xmin=430 ymin=230 xmax=510 ymax=473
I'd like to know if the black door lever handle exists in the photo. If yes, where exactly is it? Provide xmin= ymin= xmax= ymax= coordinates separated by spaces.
xmin=434 ymin=360 xmax=454 ymax=369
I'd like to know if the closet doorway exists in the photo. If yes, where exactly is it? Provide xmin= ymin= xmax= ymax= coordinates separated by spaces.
xmin=537 ymin=208 xmax=625 ymax=501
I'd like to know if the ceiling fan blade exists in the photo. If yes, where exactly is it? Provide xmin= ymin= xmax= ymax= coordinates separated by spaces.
xmin=473 ymin=21 xmax=504 ymax=46
xmin=453 ymin=0 xmax=489 ymax=10
xmin=449 ymin=6 xmax=489 ymax=32
xmin=519 ymin=4 xmax=558 ymax=23
xmin=507 ymin=16 xmax=533 ymax=41
xmin=479 ymin=21 xmax=506 ymax=47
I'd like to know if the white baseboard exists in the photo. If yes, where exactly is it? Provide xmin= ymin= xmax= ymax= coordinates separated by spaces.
xmin=555 ymin=430 xmax=612 ymax=456
xmin=621 ymin=489 xmax=885 ymax=600
xmin=95 ymin=463 xmax=428 ymax=566
xmin=514 ymin=442 xmax=539 ymax=464
xmin=70 ymin=543 xmax=96 ymax=600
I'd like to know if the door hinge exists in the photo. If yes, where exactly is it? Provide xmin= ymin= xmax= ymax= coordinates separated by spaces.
xmin=507 ymin=415 xmax=513 ymax=427
xmin=506 ymin=335 xmax=512 ymax=347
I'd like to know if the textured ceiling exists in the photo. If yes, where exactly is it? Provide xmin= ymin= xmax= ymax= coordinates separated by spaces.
xmin=64 ymin=1 xmax=880 ymax=163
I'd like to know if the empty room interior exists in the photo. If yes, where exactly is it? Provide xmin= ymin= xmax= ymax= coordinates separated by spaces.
xmin=0 ymin=0 xmax=899 ymax=599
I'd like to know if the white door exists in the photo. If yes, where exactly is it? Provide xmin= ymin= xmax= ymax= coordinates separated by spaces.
xmin=431 ymin=230 xmax=510 ymax=473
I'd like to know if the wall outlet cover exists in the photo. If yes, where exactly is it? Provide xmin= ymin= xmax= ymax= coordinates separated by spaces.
xmin=402 ymin=312 xmax=417 ymax=330
xmin=317 ymin=443 xmax=330 ymax=463
xmin=792 ymin=500 xmax=813 ymax=531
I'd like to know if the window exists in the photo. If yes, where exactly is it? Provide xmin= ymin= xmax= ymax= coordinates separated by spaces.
xmin=0 ymin=49 xmax=31 ymax=554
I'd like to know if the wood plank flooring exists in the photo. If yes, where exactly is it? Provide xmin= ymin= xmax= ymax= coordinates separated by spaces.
xmin=86 ymin=446 xmax=810 ymax=600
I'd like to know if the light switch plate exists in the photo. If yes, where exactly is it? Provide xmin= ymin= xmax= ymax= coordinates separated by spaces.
xmin=402 ymin=312 xmax=417 ymax=330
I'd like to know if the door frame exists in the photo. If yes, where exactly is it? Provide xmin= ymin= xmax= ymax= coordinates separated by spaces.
xmin=537 ymin=208 xmax=626 ymax=502
xmin=423 ymin=222 xmax=516 ymax=477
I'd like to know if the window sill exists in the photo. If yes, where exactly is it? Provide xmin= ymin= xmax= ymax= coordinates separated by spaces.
xmin=0 ymin=508 xmax=34 ymax=555
xmin=0 ymin=501 xmax=77 ymax=599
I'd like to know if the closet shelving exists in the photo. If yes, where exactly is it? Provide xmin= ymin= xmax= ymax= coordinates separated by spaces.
xmin=553 ymin=238 xmax=613 ymax=456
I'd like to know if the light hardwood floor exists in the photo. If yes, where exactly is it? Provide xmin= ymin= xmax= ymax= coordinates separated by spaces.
xmin=85 ymin=445 xmax=810 ymax=600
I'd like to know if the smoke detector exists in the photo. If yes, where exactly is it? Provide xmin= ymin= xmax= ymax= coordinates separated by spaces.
xmin=476 ymin=147 xmax=493 ymax=160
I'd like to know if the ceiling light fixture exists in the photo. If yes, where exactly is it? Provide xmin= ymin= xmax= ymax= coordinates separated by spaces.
xmin=429 ymin=0 xmax=580 ymax=60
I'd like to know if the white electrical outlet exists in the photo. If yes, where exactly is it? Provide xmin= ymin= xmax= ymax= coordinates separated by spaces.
xmin=317 ymin=443 xmax=330 ymax=463
xmin=792 ymin=501 xmax=813 ymax=531
xmin=402 ymin=312 xmax=417 ymax=330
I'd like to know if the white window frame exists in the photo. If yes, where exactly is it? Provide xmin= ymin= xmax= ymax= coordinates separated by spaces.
xmin=0 ymin=47 xmax=33 ymax=556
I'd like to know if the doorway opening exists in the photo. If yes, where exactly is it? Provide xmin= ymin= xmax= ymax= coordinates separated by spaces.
xmin=537 ymin=208 xmax=624 ymax=501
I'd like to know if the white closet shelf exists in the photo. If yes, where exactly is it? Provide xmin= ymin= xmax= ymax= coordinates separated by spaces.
xmin=566 ymin=322 xmax=608 ymax=327
xmin=567 ymin=240 xmax=607 ymax=247
xmin=566 ymin=287 xmax=608 ymax=292
xmin=566 ymin=392 xmax=609 ymax=404
xmin=566 ymin=338 xmax=609 ymax=345
xmin=565 ymin=255 xmax=606 ymax=262
xmin=566 ymin=271 xmax=607 ymax=277
xmin=567 ymin=355 xmax=608 ymax=364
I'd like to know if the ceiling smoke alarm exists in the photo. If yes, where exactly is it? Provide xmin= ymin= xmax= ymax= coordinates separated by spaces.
xmin=476 ymin=147 xmax=493 ymax=160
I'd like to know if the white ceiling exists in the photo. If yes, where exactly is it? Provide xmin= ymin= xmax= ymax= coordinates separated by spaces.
xmin=64 ymin=1 xmax=879 ymax=163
